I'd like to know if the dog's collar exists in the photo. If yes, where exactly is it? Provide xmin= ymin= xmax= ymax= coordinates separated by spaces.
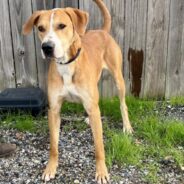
xmin=57 ymin=48 xmax=81 ymax=65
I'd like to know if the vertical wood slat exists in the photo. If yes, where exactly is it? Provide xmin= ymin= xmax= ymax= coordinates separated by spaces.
xmin=43 ymin=0 xmax=54 ymax=9
xmin=64 ymin=0 xmax=79 ymax=8
xmin=143 ymin=0 xmax=170 ymax=98
xmin=0 ymin=0 xmax=15 ymax=91
xmin=110 ymin=0 xmax=125 ymax=97
xmin=181 ymin=13 xmax=184 ymax=96
xmin=54 ymin=0 xmax=65 ymax=8
xmin=165 ymin=0 xmax=184 ymax=97
xmin=124 ymin=0 xmax=148 ymax=96
xmin=9 ymin=0 xmax=38 ymax=87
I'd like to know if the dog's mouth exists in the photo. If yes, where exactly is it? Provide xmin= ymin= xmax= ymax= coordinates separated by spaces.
xmin=41 ymin=49 xmax=66 ymax=63
xmin=46 ymin=55 xmax=65 ymax=60
xmin=55 ymin=56 xmax=66 ymax=64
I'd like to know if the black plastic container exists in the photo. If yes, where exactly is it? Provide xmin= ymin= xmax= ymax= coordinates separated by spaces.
xmin=0 ymin=88 xmax=46 ymax=116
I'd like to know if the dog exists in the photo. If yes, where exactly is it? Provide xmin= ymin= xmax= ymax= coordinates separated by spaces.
xmin=23 ymin=0 xmax=133 ymax=183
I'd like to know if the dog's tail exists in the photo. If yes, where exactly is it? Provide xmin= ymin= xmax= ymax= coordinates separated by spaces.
xmin=93 ymin=0 xmax=111 ymax=33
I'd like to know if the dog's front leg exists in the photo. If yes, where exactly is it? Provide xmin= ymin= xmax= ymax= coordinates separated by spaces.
xmin=42 ymin=105 xmax=61 ymax=182
xmin=88 ymin=104 xmax=109 ymax=184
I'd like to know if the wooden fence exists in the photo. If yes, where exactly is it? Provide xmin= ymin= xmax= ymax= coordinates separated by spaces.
xmin=0 ymin=0 xmax=184 ymax=98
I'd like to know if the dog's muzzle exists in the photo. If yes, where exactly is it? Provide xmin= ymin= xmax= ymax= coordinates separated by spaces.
xmin=42 ymin=41 xmax=55 ymax=58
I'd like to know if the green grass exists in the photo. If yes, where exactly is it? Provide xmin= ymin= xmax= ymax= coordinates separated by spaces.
xmin=170 ymin=96 xmax=184 ymax=106
xmin=136 ymin=117 xmax=184 ymax=147
xmin=61 ymin=102 xmax=84 ymax=115
xmin=105 ymin=131 xmax=142 ymax=166
xmin=100 ymin=96 xmax=156 ymax=122
xmin=0 ymin=112 xmax=48 ymax=134
xmin=0 ymin=96 xmax=184 ymax=183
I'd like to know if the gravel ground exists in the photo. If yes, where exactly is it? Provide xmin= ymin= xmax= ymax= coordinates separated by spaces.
xmin=165 ymin=104 xmax=184 ymax=121
xmin=0 ymin=127 xmax=184 ymax=184
xmin=0 ymin=103 xmax=184 ymax=184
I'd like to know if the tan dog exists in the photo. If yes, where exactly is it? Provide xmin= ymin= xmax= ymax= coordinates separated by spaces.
xmin=23 ymin=0 xmax=133 ymax=183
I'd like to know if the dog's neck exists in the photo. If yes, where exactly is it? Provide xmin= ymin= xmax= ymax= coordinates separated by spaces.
xmin=55 ymin=48 xmax=81 ymax=65
xmin=55 ymin=46 xmax=83 ymax=85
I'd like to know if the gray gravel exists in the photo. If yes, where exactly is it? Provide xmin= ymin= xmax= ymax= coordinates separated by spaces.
xmin=155 ymin=101 xmax=184 ymax=122
xmin=0 ymin=127 xmax=184 ymax=184
xmin=165 ymin=104 xmax=184 ymax=121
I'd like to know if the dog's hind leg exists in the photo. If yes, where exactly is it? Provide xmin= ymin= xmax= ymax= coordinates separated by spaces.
xmin=114 ymin=69 xmax=133 ymax=133
xmin=105 ymin=48 xmax=133 ymax=134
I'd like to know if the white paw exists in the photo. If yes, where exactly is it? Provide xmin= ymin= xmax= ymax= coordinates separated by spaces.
xmin=42 ymin=163 xmax=57 ymax=182
xmin=84 ymin=117 xmax=90 ymax=126
xmin=123 ymin=125 xmax=133 ymax=134
xmin=96 ymin=162 xmax=110 ymax=184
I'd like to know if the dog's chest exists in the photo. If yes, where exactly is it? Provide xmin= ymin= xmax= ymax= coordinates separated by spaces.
xmin=57 ymin=65 xmax=82 ymax=102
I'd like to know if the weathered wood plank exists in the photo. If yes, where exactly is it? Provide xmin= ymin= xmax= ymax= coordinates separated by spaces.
xmin=54 ymin=0 xmax=64 ymax=8
xmin=110 ymin=0 xmax=125 ymax=97
xmin=181 ymin=16 xmax=184 ymax=96
xmin=64 ymin=0 xmax=79 ymax=8
xmin=124 ymin=0 xmax=148 ymax=97
xmin=9 ymin=0 xmax=38 ymax=87
xmin=165 ymin=0 xmax=184 ymax=97
xmin=43 ymin=0 xmax=54 ymax=9
xmin=0 ymin=0 xmax=15 ymax=91
xmin=143 ymin=0 xmax=170 ymax=98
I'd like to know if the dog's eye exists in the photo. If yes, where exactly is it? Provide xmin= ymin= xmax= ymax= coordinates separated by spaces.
xmin=58 ymin=24 xmax=66 ymax=30
xmin=38 ymin=26 xmax=45 ymax=32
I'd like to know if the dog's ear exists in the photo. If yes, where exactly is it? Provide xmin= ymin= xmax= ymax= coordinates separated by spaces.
xmin=65 ymin=8 xmax=89 ymax=36
xmin=22 ymin=11 xmax=43 ymax=35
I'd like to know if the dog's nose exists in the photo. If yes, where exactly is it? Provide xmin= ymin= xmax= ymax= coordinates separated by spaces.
xmin=42 ymin=42 xmax=55 ymax=57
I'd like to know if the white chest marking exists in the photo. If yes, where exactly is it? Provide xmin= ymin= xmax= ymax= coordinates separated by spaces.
xmin=57 ymin=64 xmax=84 ymax=103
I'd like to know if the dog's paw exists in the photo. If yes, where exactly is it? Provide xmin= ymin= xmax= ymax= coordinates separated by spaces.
xmin=95 ymin=161 xmax=110 ymax=184
xmin=42 ymin=162 xmax=57 ymax=182
xmin=123 ymin=125 xmax=134 ymax=134
xmin=84 ymin=117 xmax=90 ymax=126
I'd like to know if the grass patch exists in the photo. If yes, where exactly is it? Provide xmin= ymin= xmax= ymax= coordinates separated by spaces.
xmin=135 ymin=117 xmax=184 ymax=147
xmin=0 ymin=112 xmax=48 ymax=134
xmin=100 ymin=96 xmax=155 ymax=122
xmin=105 ymin=131 xmax=142 ymax=166
xmin=61 ymin=102 xmax=84 ymax=115
xmin=170 ymin=96 xmax=184 ymax=106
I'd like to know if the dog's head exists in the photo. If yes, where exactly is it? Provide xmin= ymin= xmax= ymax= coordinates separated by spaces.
xmin=23 ymin=8 xmax=88 ymax=63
